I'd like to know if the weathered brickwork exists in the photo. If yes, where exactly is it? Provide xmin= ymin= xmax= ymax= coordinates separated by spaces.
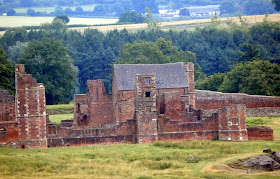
xmin=247 ymin=126 xmax=273 ymax=140
xmin=0 ymin=90 xmax=15 ymax=122
xmin=16 ymin=64 xmax=47 ymax=149
xmin=196 ymin=90 xmax=280 ymax=116
xmin=1 ymin=62 xmax=279 ymax=148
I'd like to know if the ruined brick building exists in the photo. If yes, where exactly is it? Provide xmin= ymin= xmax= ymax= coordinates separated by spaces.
xmin=1 ymin=63 xmax=279 ymax=148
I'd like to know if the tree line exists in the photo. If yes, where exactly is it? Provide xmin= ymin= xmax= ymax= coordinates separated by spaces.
xmin=0 ymin=16 xmax=279 ymax=104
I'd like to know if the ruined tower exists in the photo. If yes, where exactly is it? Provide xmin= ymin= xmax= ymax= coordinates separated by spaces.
xmin=15 ymin=65 xmax=47 ymax=148
xmin=184 ymin=62 xmax=195 ymax=108
xmin=135 ymin=75 xmax=158 ymax=144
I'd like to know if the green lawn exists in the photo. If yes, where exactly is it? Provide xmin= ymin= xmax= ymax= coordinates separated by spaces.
xmin=0 ymin=116 xmax=279 ymax=178
xmin=46 ymin=103 xmax=73 ymax=111
xmin=48 ymin=113 xmax=73 ymax=124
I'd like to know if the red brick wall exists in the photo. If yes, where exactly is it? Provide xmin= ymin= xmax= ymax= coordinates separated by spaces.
xmin=0 ymin=122 xmax=18 ymax=144
xmin=0 ymin=90 xmax=15 ymax=122
xmin=135 ymin=75 xmax=158 ymax=144
xmin=86 ymin=80 xmax=114 ymax=127
xmin=73 ymin=94 xmax=88 ymax=128
xmin=196 ymin=90 xmax=280 ymax=110
xmin=218 ymin=105 xmax=247 ymax=141
xmin=185 ymin=63 xmax=195 ymax=108
xmin=114 ymin=90 xmax=135 ymax=123
xmin=16 ymin=64 xmax=47 ymax=149
xmin=157 ymin=104 xmax=247 ymax=141
xmin=247 ymin=126 xmax=273 ymax=140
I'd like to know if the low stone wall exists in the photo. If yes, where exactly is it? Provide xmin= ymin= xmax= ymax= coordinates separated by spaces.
xmin=195 ymin=90 xmax=280 ymax=117
xmin=247 ymin=126 xmax=273 ymax=140
xmin=246 ymin=107 xmax=280 ymax=117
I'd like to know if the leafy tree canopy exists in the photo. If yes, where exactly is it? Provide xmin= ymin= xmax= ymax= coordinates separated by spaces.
xmin=118 ymin=11 xmax=146 ymax=24
xmin=7 ymin=9 xmax=16 ymax=16
xmin=17 ymin=38 xmax=78 ymax=104
xmin=116 ymin=38 xmax=206 ymax=81
xmin=235 ymin=43 xmax=265 ymax=63
xmin=219 ymin=60 xmax=280 ymax=96
xmin=54 ymin=15 xmax=70 ymax=24
xmin=0 ymin=49 xmax=14 ymax=94
xmin=27 ymin=8 xmax=36 ymax=16
xmin=196 ymin=73 xmax=226 ymax=91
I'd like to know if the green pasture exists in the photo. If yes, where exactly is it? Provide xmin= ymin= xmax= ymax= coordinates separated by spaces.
xmin=0 ymin=116 xmax=279 ymax=178
xmin=46 ymin=103 xmax=73 ymax=111
xmin=48 ymin=113 xmax=73 ymax=124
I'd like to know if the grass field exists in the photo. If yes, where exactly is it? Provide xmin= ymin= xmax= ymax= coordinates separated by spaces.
xmin=14 ymin=4 xmax=98 ymax=14
xmin=0 ymin=116 xmax=280 ymax=178
xmin=48 ymin=113 xmax=73 ymax=124
xmin=0 ymin=16 xmax=118 ymax=28
xmin=46 ymin=103 xmax=73 ymax=111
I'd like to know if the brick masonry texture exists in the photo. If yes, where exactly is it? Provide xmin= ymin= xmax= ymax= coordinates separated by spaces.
xmin=1 ymin=63 xmax=279 ymax=148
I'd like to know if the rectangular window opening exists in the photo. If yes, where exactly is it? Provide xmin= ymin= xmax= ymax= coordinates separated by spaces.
xmin=145 ymin=91 xmax=151 ymax=97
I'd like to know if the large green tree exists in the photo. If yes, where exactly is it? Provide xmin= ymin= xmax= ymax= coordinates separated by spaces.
xmin=0 ymin=49 xmax=14 ymax=94
xmin=18 ymin=38 xmax=78 ymax=104
xmin=219 ymin=60 xmax=280 ymax=96
xmin=116 ymin=38 xmax=206 ymax=81
xmin=118 ymin=11 xmax=146 ymax=24
xmin=196 ymin=73 xmax=226 ymax=91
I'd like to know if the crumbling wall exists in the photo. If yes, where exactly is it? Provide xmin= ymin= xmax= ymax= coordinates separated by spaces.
xmin=247 ymin=126 xmax=273 ymax=140
xmin=74 ymin=94 xmax=88 ymax=129
xmin=195 ymin=90 xmax=280 ymax=116
xmin=86 ymin=80 xmax=114 ymax=128
xmin=0 ymin=90 xmax=15 ymax=122
xmin=114 ymin=90 xmax=135 ymax=123
xmin=16 ymin=64 xmax=47 ymax=149
xmin=0 ymin=122 xmax=19 ymax=148
xmin=157 ymin=104 xmax=247 ymax=141
xmin=218 ymin=104 xmax=247 ymax=141
xmin=47 ymin=119 xmax=136 ymax=147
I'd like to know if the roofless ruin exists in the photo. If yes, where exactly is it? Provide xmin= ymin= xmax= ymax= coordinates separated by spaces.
xmin=0 ymin=63 xmax=279 ymax=148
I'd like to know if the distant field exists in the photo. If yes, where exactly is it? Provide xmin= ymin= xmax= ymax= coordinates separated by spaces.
xmin=71 ymin=13 xmax=280 ymax=33
xmin=14 ymin=4 xmax=97 ymax=14
xmin=0 ymin=16 xmax=118 ymax=27
xmin=0 ymin=116 xmax=279 ymax=178
xmin=0 ymin=14 xmax=279 ymax=36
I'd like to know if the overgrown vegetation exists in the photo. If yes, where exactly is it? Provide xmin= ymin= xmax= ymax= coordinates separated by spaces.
xmin=0 ymin=116 xmax=279 ymax=178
